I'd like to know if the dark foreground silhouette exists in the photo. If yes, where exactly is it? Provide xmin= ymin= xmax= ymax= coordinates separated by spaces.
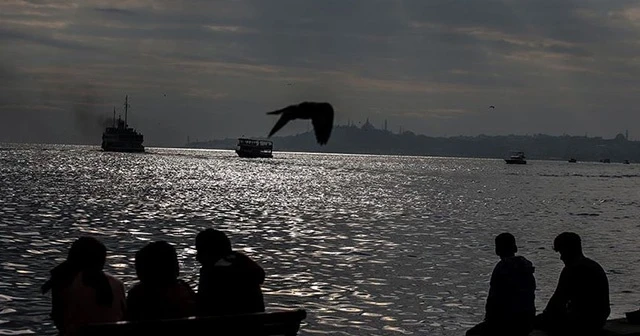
xmin=42 ymin=237 xmax=126 ymax=335
xmin=467 ymin=233 xmax=536 ymax=336
xmin=195 ymin=228 xmax=266 ymax=316
xmin=126 ymin=241 xmax=196 ymax=321
xmin=267 ymin=101 xmax=334 ymax=145
xmin=75 ymin=309 xmax=307 ymax=336
xmin=43 ymin=231 xmax=622 ymax=336
xmin=534 ymin=232 xmax=610 ymax=336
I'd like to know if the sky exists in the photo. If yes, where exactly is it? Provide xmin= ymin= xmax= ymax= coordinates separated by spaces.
xmin=2 ymin=0 xmax=640 ymax=146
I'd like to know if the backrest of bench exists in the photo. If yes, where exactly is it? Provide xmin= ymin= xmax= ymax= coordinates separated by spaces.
xmin=74 ymin=309 xmax=307 ymax=336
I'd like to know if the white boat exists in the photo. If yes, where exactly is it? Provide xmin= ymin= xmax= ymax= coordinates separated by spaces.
xmin=505 ymin=151 xmax=526 ymax=164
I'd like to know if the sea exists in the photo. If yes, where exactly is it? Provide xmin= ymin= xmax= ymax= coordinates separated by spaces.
xmin=1 ymin=143 xmax=639 ymax=335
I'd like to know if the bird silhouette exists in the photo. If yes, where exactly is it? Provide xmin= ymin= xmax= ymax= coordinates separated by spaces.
xmin=267 ymin=102 xmax=334 ymax=145
xmin=489 ymin=105 xmax=495 ymax=109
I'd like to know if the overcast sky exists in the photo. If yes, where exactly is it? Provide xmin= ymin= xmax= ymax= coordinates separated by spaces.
xmin=2 ymin=0 xmax=640 ymax=146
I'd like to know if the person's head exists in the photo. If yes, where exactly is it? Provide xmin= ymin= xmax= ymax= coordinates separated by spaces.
xmin=495 ymin=232 xmax=517 ymax=258
xmin=135 ymin=241 xmax=180 ymax=286
xmin=553 ymin=232 xmax=583 ymax=264
xmin=195 ymin=229 xmax=232 ymax=265
xmin=67 ymin=236 xmax=113 ymax=306
xmin=68 ymin=236 xmax=107 ymax=272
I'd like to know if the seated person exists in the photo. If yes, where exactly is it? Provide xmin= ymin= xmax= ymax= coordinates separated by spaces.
xmin=195 ymin=228 xmax=265 ymax=316
xmin=126 ymin=241 xmax=196 ymax=321
xmin=41 ymin=237 xmax=126 ymax=335
xmin=467 ymin=233 xmax=536 ymax=336
xmin=535 ymin=232 xmax=610 ymax=336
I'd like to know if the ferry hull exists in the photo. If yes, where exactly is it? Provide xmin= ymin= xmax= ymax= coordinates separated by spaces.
xmin=505 ymin=159 xmax=526 ymax=164
xmin=102 ymin=144 xmax=145 ymax=153
xmin=236 ymin=150 xmax=273 ymax=158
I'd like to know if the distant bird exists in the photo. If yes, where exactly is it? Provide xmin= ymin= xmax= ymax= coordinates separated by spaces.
xmin=266 ymin=102 xmax=334 ymax=145
xmin=163 ymin=93 xmax=167 ymax=97
xmin=489 ymin=105 xmax=495 ymax=109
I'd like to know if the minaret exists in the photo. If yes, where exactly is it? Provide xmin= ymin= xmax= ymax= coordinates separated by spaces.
xmin=112 ymin=107 xmax=116 ymax=127
xmin=384 ymin=119 xmax=388 ymax=131
xmin=124 ymin=95 xmax=129 ymax=128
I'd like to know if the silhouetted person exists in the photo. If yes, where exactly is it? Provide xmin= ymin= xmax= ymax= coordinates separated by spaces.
xmin=267 ymin=102 xmax=334 ymax=145
xmin=126 ymin=241 xmax=196 ymax=321
xmin=467 ymin=233 xmax=536 ymax=336
xmin=41 ymin=237 xmax=126 ymax=335
xmin=535 ymin=232 xmax=610 ymax=336
xmin=196 ymin=228 xmax=265 ymax=316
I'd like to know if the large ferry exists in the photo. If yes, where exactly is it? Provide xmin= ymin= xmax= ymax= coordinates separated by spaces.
xmin=235 ymin=138 xmax=273 ymax=158
xmin=101 ymin=95 xmax=145 ymax=152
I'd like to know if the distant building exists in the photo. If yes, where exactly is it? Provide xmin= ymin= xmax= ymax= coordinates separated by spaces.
xmin=361 ymin=118 xmax=376 ymax=131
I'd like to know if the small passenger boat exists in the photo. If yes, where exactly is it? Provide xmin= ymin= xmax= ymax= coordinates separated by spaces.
xmin=235 ymin=138 xmax=273 ymax=158
xmin=505 ymin=151 xmax=526 ymax=164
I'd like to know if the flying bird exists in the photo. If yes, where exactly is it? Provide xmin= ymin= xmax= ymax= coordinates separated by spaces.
xmin=266 ymin=102 xmax=334 ymax=145
xmin=489 ymin=105 xmax=495 ymax=109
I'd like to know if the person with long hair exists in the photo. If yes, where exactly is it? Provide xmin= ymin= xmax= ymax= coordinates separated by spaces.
xmin=41 ymin=236 xmax=126 ymax=335
xmin=126 ymin=241 xmax=196 ymax=321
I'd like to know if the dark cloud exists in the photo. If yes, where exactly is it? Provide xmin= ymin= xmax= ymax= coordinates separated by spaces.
xmin=0 ymin=27 xmax=97 ymax=51
xmin=2 ymin=0 xmax=640 ymax=145
xmin=93 ymin=7 xmax=139 ymax=16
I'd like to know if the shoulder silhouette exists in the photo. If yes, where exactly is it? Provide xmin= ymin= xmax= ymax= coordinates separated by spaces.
xmin=195 ymin=229 xmax=265 ymax=316
xmin=126 ymin=241 xmax=196 ymax=321
xmin=42 ymin=237 xmax=126 ymax=334
xmin=467 ymin=233 xmax=536 ymax=336
xmin=534 ymin=232 xmax=610 ymax=335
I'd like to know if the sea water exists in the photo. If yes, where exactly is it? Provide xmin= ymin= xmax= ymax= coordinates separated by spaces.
xmin=1 ymin=143 xmax=639 ymax=335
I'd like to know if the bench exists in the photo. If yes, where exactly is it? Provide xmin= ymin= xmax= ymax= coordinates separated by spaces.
xmin=73 ymin=309 xmax=307 ymax=336
xmin=530 ymin=318 xmax=640 ymax=336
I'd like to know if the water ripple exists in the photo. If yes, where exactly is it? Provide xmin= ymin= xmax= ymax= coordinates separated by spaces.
xmin=0 ymin=144 xmax=639 ymax=335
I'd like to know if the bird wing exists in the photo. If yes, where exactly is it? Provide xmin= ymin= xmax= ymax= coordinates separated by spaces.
xmin=311 ymin=106 xmax=334 ymax=145
xmin=268 ymin=113 xmax=292 ymax=138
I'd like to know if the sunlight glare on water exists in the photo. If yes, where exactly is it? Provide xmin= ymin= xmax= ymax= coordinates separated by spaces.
xmin=1 ymin=143 xmax=639 ymax=335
